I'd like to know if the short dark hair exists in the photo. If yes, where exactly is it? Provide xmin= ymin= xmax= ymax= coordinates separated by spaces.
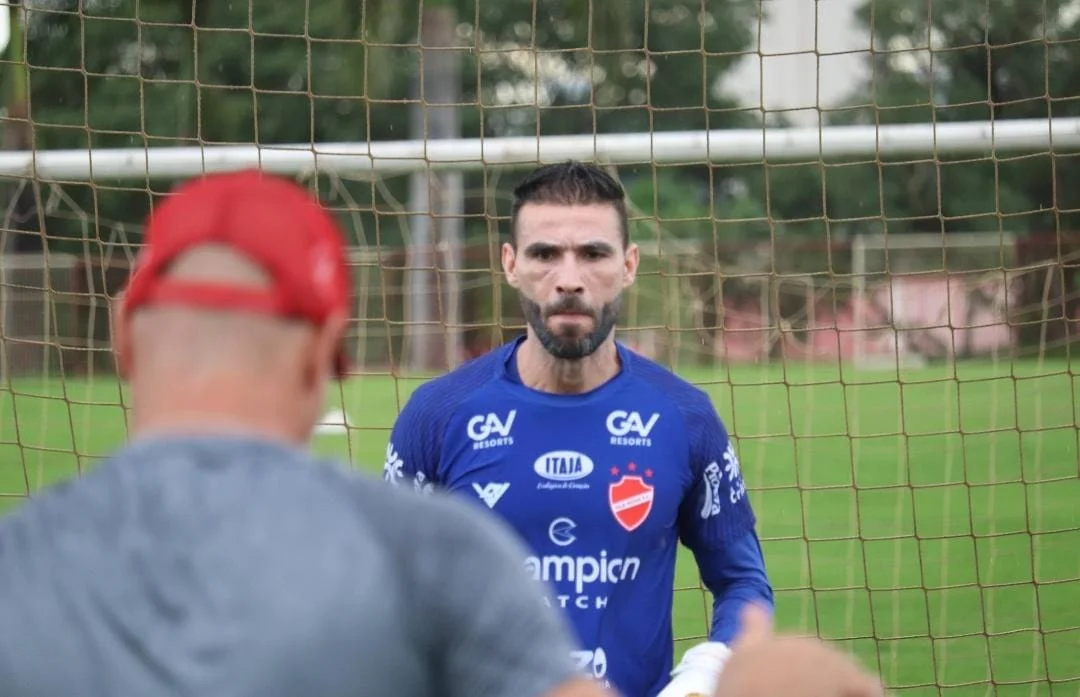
xmin=509 ymin=160 xmax=630 ymax=248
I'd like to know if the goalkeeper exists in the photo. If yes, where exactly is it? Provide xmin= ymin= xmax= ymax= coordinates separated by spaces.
xmin=383 ymin=160 xmax=775 ymax=697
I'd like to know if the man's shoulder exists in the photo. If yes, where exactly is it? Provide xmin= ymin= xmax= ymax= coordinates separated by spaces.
xmin=621 ymin=345 xmax=719 ymax=420
xmin=403 ymin=344 xmax=510 ymax=414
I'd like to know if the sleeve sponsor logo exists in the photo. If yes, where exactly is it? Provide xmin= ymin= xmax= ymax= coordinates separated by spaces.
xmin=700 ymin=461 xmax=723 ymax=519
xmin=382 ymin=442 xmax=404 ymax=484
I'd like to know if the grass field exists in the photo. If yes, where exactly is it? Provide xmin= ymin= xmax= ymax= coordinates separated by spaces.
xmin=2 ymin=357 xmax=1078 ymax=697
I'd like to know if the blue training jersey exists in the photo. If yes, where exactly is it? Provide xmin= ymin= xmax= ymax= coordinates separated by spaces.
xmin=383 ymin=337 xmax=774 ymax=697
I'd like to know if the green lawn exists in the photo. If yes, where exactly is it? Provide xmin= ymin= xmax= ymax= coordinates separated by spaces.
xmin=2 ymin=358 xmax=1079 ymax=697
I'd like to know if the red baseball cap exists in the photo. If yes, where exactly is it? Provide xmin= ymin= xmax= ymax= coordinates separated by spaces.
xmin=120 ymin=169 xmax=351 ymax=378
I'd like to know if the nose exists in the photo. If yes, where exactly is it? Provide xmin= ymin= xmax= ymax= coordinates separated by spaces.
xmin=553 ymin=260 xmax=585 ymax=296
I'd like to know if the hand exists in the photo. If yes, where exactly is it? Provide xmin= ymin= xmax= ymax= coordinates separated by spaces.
xmin=713 ymin=604 xmax=884 ymax=697
xmin=655 ymin=641 xmax=733 ymax=697
xmin=656 ymin=602 xmax=772 ymax=697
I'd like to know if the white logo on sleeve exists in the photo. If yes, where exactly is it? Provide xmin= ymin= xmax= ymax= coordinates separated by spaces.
xmin=472 ymin=482 xmax=510 ymax=508
xmin=533 ymin=450 xmax=593 ymax=491
xmin=466 ymin=410 xmax=516 ymax=450
xmin=382 ymin=442 xmax=404 ymax=484
xmin=605 ymin=410 xmax=660 ymax=447
xmin=700 ymin=460 xmax=723 ymax=519
xmin=413 ymin=471 xmax=435 ymax=495
xmin=723 ymin=442 xmax=747 ymax=504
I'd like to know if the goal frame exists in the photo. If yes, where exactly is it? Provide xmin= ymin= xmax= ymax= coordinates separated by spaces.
xmin=0 ymin=117 xmax=1076 ymax=181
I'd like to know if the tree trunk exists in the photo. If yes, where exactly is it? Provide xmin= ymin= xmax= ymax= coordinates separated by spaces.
xmin=403 ymin=4 xmax=463 ymax=373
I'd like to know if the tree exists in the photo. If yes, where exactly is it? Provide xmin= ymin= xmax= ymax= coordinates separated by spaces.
xmin=793 ymin=0 xmax=1080 ymax=348
xmin=21 ymin=0 xmax=404 ymax=241
xmin=825 ymin=0 xmax=1080 ymax=235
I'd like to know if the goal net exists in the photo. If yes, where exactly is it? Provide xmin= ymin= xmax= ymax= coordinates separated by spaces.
xmin=2 ymin=0 xmax=1079 ymax=691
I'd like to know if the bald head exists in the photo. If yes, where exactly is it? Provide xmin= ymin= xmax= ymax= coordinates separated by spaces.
xmin=116 ymin=244 xmax=346 ymax=443
xmin=128 ymin=244 xmax=314 ymax=378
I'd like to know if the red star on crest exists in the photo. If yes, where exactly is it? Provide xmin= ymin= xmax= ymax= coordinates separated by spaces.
xmin=627 ymin=462 xmax=637 ymax=472
xmin=610 ymin=465 xmax=620 ymax=476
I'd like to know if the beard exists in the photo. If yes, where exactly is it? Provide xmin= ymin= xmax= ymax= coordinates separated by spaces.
xmin=520 ymin=291 xmax=621 ymax=360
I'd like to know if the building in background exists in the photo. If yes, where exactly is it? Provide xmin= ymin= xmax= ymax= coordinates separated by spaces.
xmin=724 ymin=0 xmax=868 ymax=126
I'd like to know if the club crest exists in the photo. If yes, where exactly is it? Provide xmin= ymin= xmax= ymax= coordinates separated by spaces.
xmin=608 ymin=463 xmax=654 ymax=532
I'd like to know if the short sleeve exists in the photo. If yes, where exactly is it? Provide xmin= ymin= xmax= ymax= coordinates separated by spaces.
xmin=421 ymin=494 xmax=584 ymax=697
xmin=677 ymin=396 xmax=757 ymax=551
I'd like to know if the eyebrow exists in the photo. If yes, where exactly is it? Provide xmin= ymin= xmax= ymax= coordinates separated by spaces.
xmin=579 ymin=241 xmax=616 ymax=256
xmin=522 ymin=241 xmax=617 ymax=257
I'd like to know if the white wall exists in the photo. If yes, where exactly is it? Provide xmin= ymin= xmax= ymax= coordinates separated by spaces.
xmin=724 ymin=0 xmax=870 ymax=127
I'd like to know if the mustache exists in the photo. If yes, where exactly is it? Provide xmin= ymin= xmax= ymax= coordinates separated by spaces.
xmin=543 ymin=296 xmax=594 ymax=318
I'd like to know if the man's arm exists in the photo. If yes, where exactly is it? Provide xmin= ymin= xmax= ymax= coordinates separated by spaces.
xmin=382 ymin=386 xmax=442 ymax=494
xmin=677 ymin=401 xmax=774 ymax=640
xmin=422 ymin=492 xmax=615 ymax=697
xmin=658 ymin=398 xmax=774 ymax=697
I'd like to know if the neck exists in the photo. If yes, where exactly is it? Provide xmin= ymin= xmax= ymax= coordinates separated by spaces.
xmin=516 ymin=333 xmax=621 ymax=394
xmin=127 ymin=376 xmax=308 ymax=447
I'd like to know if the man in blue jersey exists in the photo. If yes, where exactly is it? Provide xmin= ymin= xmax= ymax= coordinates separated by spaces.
xmin=383 ymin=160 xmax=775 ymax=697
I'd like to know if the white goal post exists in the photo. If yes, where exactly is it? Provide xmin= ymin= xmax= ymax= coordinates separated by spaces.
xmin=0 ymin=117 xmax=1077 ymax=181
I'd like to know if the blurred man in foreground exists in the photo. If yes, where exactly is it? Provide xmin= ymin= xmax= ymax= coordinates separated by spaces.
xmin=0 ymin=170 xmax=607 ymax=697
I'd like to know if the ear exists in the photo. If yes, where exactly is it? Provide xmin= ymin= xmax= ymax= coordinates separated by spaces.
xmin=501 ymin=241 xmax=520 ymax=289
xmin=312 ymin=311 xmax=348 ymax=385
xmin=623 ymin=242 xmax=640 ymax=287
xmin=110 ymin=294 xmax=133 ymax=380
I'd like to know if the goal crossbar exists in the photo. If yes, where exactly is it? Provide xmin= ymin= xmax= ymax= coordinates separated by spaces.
xmin=1 ymin=117 xmax=1079 ymax=182
xmin=852 ymin=231 xmax=1019 ymax=251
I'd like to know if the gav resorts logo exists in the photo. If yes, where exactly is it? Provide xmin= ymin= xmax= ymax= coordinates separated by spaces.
xmin=466 ymin=410 xmax=516 ymax=450
xmin=605 ymin=410 xmax=659 ymax=447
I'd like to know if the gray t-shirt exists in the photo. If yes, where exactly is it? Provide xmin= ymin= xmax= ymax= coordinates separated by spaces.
xmin=0 ymin=434 xmax=582 ymax=697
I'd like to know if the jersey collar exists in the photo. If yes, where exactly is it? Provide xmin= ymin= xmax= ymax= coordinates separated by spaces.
xmin=495 ymin=334 xmax=634 ymax=403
